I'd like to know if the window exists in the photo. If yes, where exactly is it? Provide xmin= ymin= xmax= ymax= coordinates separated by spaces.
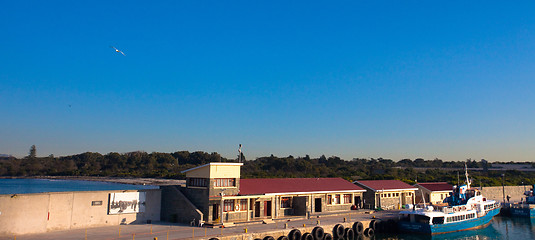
xmin=239 ymin=199 xmax=247 ymax=211
xmin=343 ymin=194 xmax=352 ymax=204
xmin=215 ymin=178 xmax=236 ymax=187
xmin=395 ymin=193 xmax=399 ymax=197
xmin=189 ymin=178 xmax=208 ymax=187
xmin=327 ymin=195 xmax=333 ymax=204
xmin=388 ymin=193 xmax=391 ymax=198
xmin=223 ymin=200 xmax=234 ymax=212
xmin=281 ymin=197 xmax=292 ymax=208
xmin=334 ymin=194 xmax=341 ymax=204
xmin=432 ymin=217 xmax=444 ymax=224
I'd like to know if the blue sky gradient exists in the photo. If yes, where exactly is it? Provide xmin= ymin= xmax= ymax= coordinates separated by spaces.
xmin=2 ymin=1 xmax=535 ymax=161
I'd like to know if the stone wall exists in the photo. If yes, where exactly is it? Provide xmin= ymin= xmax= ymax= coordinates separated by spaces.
xmin=480 ymin=186 xmax=528 ymax=203
xmin=0 ymin=189 xmax=161 ymax=236
xmin=160 ymin=186 xmax=203 ymax=224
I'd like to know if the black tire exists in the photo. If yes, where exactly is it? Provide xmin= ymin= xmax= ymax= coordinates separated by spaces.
xmin=354 ymin=234 xmax=363 ymax=240
xmin=332 ymin=224 xmax=344 ymax=238
xmin=369 ymin=219 xmax=378 ymax=230
xmin=278 ymin=236 xmax=289 ymax=240
xmin=264 ymin=236 xmax=275 ymax=240
xmin=209 ymin=238 xmax=219 ymax=240
xmin=363 ymin=228 xmax=374 ymax=238
xmin=302 ymin=233 xmax=313 ymax=240
xmin=323 ymin=233 xmax=333 ymax=240
xmin=352 ymin=221 xmax=363 ymax=235
xmin=289 ymin=229 xmax=302 ymax=240
xmin=312 ymin=227 xmax=325 ymax=240
xmin=343 ymin=228 xmax=354 ymax=240
xmin=374 ymin=220 xmax=382 ymax=233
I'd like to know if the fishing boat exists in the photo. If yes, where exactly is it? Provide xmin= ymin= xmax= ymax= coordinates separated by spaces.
xmin=398 ymin=166 xmax=501 ymax=234
xmin=505 ymin=185 xmax=535 ymax=218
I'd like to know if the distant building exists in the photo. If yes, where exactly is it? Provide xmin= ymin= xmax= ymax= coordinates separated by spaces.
xmin=353 ymin=180 xmax=417 ymax=210
xmin=414 ymin=182 xmax=452 ymax=204
xmin=164 ymin=162 xmax=365 ymax=226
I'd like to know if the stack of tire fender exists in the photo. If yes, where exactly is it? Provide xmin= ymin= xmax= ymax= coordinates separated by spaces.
xmin=368 ymin=219 xmax=397 ymax=235
xmin=283 ymin=219 xmax=397 ymax=240
xmin=288 ymin=227 xmax=332 ymax=240
xmin=348 ymin=221 xmax=375 ymax=240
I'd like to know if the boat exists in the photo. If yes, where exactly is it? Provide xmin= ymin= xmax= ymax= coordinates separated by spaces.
xmin=504 ymin=185 xmax=535 ymax=218
xmin=398 ymin=166 xmax=501 ymax=235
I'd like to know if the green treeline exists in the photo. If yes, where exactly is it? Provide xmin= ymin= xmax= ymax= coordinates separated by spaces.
xmin=1 ymin=151 xmax=534 ymax=187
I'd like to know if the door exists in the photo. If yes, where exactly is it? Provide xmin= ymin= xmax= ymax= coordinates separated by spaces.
xmin=315 ymin=198 xmax=322 ymax=212
xmin=254 ymin=201 xmax=260 ymax=217
xmin=264 ymin=201 xmax=272 ymax=217
xmin=355 ymin=196 xmax=362 ymax=209
xmin=212 ymin=204 xmax=219 ymax=223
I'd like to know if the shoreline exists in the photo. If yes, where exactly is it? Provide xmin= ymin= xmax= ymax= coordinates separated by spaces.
xmin=0 ymin=176 xmax=185 ymax=186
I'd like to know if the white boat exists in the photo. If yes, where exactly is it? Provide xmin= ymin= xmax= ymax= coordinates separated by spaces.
xmin=398 ymin=166 xmax=501 ymax=235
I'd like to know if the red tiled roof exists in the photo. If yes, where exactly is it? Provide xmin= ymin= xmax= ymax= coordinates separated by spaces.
xmin=355 ymin=180 xmax=417 ymax=191
xmin=239 ymin=178 xmax=365 ymax=195
xmin=416 ymin=182 xmax=453 ymax=192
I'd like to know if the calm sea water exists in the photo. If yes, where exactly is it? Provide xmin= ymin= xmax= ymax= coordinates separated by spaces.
xmin=0 ymin=178 xmax=158 ymax=194
xmin=375 ymin=216 xmax=535 ymax=240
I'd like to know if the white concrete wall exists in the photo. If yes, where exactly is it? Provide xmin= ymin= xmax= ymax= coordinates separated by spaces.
xmin=0 ymin=189 xmax=160 ymax=236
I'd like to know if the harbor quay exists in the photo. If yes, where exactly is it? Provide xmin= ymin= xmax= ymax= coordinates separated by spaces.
xmin=0 ymin=209 xmax=399 ymax=240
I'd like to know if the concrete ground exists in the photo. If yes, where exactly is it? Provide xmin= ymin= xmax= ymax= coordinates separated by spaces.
xmin=0 ymin=210 xmax=401 ymax=240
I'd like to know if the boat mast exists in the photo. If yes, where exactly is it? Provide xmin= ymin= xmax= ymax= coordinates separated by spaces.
xmin=465 ymin=163 xmax=471 ymax=189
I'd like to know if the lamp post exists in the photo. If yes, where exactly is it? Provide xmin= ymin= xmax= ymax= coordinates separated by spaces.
xmin=501 ymin=174 xmax=505 ymax=203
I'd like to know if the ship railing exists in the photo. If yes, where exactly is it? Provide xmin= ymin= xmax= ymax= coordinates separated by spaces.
xmin=442 ymin=207 xmax=454 ymax=214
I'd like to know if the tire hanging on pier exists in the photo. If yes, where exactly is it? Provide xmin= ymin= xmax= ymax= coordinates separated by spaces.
xmin=302 ymin=233 xmax=314 ymax=240
xmin=312 ymin=226 xmax=325 ymax=240
xmin=343 ymin=227 xmax=354 ymax=240
xmin=277 ymin=236 xmax=289 ymax=240
xmin=209 ymin=238 xmax=219 ymax=240
xmin=352 ymin=221 xmax=364 ymax=235
xmin=288 ymin=229 xmax=302 ymax=240
xmin=363 ymin=228 xmax=375 ymax=238
xmin=323 ymin=233 xmax=333 ymax=240
xmin=375 ymin=220 xmax=385 ymax=233
xmin=369 ymin=219 xmax=379 ymax=230
xmin=332 ymin=224 xmax=344 ymax=239
xmin=263 ymin=236 xmax=275 ymax=240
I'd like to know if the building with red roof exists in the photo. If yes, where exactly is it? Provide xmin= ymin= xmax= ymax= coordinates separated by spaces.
xmin=414 ymin=182 xmax=453 ymax=204
xmin=353 ymin=180 xmax=417 ymax=210
xmin=162 ymin=162 xmax=365 ymax=226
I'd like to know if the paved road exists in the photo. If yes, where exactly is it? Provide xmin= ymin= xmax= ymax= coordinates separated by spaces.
xmin=0 ymin=210 xmax=401 ymax=240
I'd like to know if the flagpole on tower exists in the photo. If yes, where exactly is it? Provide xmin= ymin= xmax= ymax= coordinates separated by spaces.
xmin=238 ymin=144 xmax=242 ymax=163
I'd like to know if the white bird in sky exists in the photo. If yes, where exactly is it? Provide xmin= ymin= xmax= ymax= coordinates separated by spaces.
xmin=110 ymin=46 xmax=126 ymax=56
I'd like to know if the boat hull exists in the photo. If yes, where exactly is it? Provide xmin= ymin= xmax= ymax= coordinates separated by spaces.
xmin=510 ymin=207 xmax=535 ymax=218
xmin=398 ymin=208 xmax=501 ymax=235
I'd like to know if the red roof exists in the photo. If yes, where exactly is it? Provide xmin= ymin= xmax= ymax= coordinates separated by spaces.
xmin=355 ymin=180 xmax=417 ymax=191
xmin=239 ymin=178 xmax=365 ymax=195
xmin=416 ymin=182 xmax=453 ymax=192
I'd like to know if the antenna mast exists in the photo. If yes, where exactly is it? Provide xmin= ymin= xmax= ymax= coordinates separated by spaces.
xmin=465 ymin=163 xmax=471 ymax=188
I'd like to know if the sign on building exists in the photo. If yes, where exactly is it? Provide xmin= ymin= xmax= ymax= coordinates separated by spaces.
xmin=108 ymin=192 xmax=146 ymax=214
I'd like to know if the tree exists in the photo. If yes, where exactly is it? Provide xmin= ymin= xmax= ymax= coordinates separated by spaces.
xmin=28 ymin=145 xmax=36 ymax=158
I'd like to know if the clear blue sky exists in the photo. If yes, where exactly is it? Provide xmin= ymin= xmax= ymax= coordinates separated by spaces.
xmin=2 ymin=1 xmax=534 ymax=162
